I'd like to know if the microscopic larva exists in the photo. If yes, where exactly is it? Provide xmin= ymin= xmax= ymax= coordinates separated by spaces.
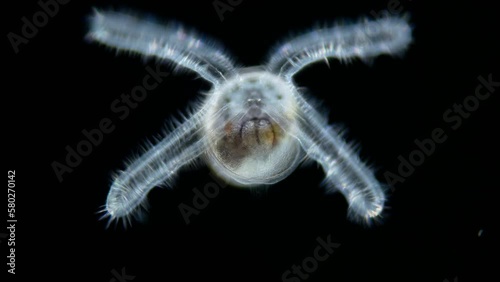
xmin=87 ymin=10 xmax=412 ymax=226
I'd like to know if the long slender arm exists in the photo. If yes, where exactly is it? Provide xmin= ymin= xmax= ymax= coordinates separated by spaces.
xmin=266 ymin=16 xmax=412 ymax=79
xmin=87 ymin=10 xmax=237 ymax=85
xmin=105 ymin=107 xmax=207 ymax=222
xmin=294 ymin=93 xmax=385 ymax=222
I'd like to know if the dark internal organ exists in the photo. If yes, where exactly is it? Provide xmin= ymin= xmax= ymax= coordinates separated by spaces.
xmin=216 ymin=118 xmax=284 ymax=167
xmin=241 ymin=119 xmax=275 ymax=150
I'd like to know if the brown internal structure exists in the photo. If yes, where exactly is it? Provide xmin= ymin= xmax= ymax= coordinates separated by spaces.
xmin=216 ymin=118 xmax=284 ymax=167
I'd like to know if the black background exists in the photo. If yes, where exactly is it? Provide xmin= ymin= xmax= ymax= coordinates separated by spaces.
xmin=4 ymin=0 xmax=497 ymax=281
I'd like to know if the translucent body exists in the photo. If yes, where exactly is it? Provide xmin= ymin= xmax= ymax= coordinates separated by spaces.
xmin=204 ymin=70 xmax=304 ymax=186
xmin=87 ymin=10 xmax=412 ymax=225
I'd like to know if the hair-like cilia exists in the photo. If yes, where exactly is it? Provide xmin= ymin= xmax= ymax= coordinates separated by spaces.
xmin=87 ymin=9 xmax=412 ymax=226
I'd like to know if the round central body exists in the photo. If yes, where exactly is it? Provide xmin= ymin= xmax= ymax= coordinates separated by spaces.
xmin=203 ymin=70 xmax=304 ymax=186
